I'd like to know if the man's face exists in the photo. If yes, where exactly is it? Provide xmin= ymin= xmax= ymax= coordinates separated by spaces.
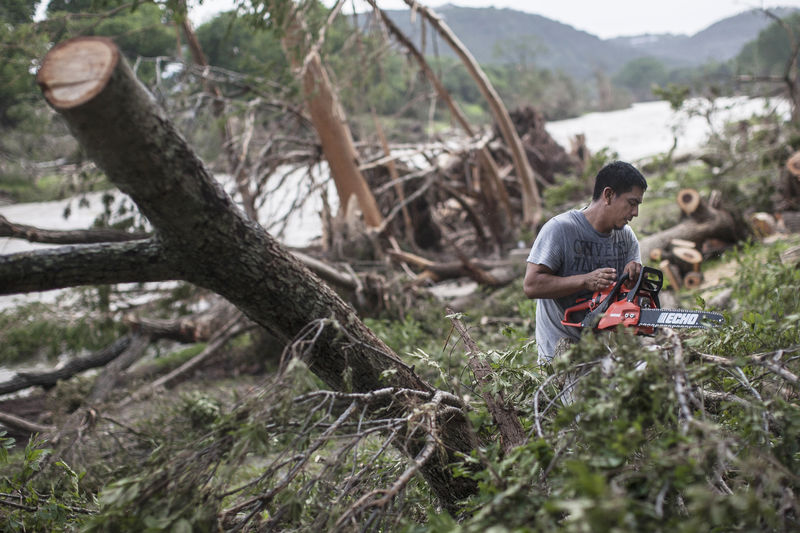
xmin=606 ymin=186 xmax=644 ymax=230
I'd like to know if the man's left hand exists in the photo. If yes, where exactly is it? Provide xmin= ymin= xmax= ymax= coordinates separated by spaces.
xmin=622 ymin=261 xmax=642 ymax=288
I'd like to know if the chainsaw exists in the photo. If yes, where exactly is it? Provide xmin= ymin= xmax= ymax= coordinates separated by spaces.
xmin=561 ymin=266 xmax=724 ymax=335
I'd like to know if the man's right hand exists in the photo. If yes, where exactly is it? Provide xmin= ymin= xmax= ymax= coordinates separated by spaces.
xmin=583 ymin=267 xmax=617 ymax=293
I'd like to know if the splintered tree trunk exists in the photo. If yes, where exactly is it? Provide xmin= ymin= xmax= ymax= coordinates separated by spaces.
xmin=401 ymin=0 xmax=542 ymax=229
xmin=36 ymin=36 xmax=476 ymax=509
xmin=282 ymin=21 xmax=383 ymax=228
xmin=367 ymin=0 xmax=514 ymax=244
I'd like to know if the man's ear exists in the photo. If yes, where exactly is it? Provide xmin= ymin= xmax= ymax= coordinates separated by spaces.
xmin=603 ymin=187 xmax=614 ymax=205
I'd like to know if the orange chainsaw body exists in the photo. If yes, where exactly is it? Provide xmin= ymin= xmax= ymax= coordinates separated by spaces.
xmin=561 ymin=267 xmax=662 ymax=335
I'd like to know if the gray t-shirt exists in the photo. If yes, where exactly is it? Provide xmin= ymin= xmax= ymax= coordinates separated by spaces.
xmin=527 ymin=209 xmax=641 ymax=363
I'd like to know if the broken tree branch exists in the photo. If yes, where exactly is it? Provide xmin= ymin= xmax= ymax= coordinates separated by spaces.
xmin=0 ymin=336 xmax=134 ymax=396
xmin=0 ymin=239 xmax=174 ymax=295
xmin=0 ymin=214 xmax=149 ymax=244
xmin=447 ymin=307 xmax=525 ymax=453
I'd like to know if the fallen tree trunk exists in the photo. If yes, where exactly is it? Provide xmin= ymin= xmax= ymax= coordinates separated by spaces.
xmin=388 ymin=249 xmax=519 ymax=286
xmin=33 ymin=36 xmax=477 ymax=509
xmin=0 ymin=239 xmax=174 ymax=295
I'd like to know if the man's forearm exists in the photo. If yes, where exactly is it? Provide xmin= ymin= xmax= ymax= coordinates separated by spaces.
xmin=524 ymin=271 xmax=587 ymax=299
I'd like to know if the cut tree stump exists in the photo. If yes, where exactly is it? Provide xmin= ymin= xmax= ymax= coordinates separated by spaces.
xmin=683 ymin=271 xmax=703 ymax=289
xmin=670 ymin=238 xmax=696 ymax=249
xmin=677 ymin=188 xmax=701 ymax=216
xmin=672 ymin=247 xmax=703 ymax=273
xmin=787 ymin=151 xmax=800 ymax=177
xmin=750 ymin=212 xmax=777 ymax=238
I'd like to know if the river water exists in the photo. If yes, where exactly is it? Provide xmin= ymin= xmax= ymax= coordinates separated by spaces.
xmin=0 ymin=96 xmax=790 ymax=378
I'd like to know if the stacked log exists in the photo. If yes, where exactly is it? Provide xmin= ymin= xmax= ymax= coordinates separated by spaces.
xmin=653 ymin=240 xmax=704 ymax=290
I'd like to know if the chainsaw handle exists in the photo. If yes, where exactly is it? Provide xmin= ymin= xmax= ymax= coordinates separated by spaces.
xmin=625 ymin=266 xmax=663 ymax=307
xmin=580 ymin=272 xmax=628 ymax=327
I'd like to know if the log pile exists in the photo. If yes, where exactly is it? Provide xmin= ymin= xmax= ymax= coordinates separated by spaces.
xmin=641 ymin=188 xmax=741 ymax=291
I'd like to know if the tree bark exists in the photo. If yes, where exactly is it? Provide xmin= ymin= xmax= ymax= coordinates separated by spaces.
xmin=34 ymin=36 xmax=477 ymax=508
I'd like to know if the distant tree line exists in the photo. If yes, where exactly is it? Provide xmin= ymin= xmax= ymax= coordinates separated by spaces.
xmin=1 ymin=2 xmax=798 ymax=130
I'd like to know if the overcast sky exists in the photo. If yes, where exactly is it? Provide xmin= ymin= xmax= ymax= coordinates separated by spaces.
xmin=190 ymin=0 xmax=800 ymax=39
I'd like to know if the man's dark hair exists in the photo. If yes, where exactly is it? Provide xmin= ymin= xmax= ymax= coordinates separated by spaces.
xmin=592 ymin=161 xmax=647 ymax=200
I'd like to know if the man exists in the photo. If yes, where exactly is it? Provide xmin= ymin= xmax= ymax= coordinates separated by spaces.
xmin=523 ymin=160 xmax=647 ymax=364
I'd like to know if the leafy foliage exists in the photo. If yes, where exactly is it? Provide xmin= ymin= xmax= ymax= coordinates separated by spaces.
xmin=0 ymin=433 xmax=94 ymax=531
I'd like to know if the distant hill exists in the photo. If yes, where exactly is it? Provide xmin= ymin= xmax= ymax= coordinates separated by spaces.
xmin=608 ymin=7 xmax=798 ymax=66
xmin=380 ymin=5 xmax=798 ymax=79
